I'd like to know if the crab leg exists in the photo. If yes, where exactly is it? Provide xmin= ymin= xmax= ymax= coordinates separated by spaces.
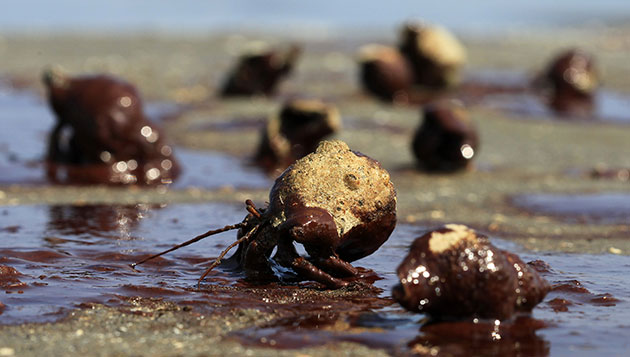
xmin=197 ymin=224 xmax=260 ymax=285
xmin=309 ymin=254 xmax=359 ymax=278
xmin=274 ymin=240 xmax=348 ymax=288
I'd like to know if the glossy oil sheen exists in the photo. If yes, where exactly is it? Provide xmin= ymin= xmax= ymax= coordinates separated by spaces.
xmin=1 ymin=84 xmax=629 ymax=355
xmin=0 ymin=203 xmax=628 ymax=355
xmin=0 ymin=87 xmax=271 ymax=189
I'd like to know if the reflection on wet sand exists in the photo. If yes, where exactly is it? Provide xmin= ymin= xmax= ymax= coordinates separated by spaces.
xmin=0 ymin=204 xmax=627 ymax=354
xmin=410 ymin=316 xmax=549 ymax=356
xmin=45 ymin=204 xmax=150 ymax=240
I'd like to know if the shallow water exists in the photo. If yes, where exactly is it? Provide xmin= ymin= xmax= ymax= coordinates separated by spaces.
xmin=0 ymin=87 xmax=50 ymax=184
xmin=465 ymin=70 xmax=630 ymax=124
xmin=481 ymin=90 xmax=630 ymax=123
xmin=512 ymin=192 xmax=630 ymax=224
xmin=0 ymin=203 xmax=245 ymax=324
xmin=0 ymin=203 xmax=628 ymax=355
xmin=0 ymin=87 xmax=271 ymax=189
xmin=1 ymin=71 xmax=630 ymax=355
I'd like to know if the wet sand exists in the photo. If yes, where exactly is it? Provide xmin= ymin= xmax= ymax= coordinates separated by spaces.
xmin=1 ymin=23 xmax=630 ymax=356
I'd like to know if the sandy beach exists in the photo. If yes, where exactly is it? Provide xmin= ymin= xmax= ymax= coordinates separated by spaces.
xmin=1 ymin=22 xmax=630 ymax=356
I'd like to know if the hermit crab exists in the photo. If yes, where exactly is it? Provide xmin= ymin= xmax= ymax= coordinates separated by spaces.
xmin=43 ymin=68 xmax=180 ymax=185
xmin=133 ymin=140 xmax=397 ymax=288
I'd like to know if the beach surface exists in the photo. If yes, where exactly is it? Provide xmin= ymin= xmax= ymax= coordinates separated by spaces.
xmin=1 ymin=23 xmax=630 ymax=356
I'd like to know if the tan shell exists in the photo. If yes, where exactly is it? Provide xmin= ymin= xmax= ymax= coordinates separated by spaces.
xmin=409 ymin=24 xmax=467 ymax=67
xmin=428 ymin=224 xmax=477 ymax=253
xmin=358 ymin=44 xmax=405 ymax=64
xmin=271 ymin=140 xmax=396 ymax=236
xmin=263 ymin=99 xmax=342 ymax=162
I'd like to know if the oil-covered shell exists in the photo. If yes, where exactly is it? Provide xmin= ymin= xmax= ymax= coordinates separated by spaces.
xmin=269 ymin=140 xmax=397 ymax=262
xmin=392 ymin=224 xmax=550 ymax=320
xmin=541 ymin=49 xmax=598 ymax=115
xmin=544 ymin=49 xmax=598 ymax=97
xmin=221 ymin=44 xmax=300 ymax=97
xmin=358 ymin=44 xmax=415 ymax=103
xmin=43 ymin=69 xmax=180 ymax=185
xmin=412 ymin=100 xmax=478 ymax=172
xmin=254 ymin=99 xmax=341 ymax=172
xmin=399 ymin=22 xmax=466 ymax=89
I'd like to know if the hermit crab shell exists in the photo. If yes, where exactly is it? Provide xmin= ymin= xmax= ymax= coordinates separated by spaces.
xmin=393 ymin=224 xmax=550 ymax=320
xmin=42 ymin=68 xmax=181 ymax=185
xmin=358 ymin=44 xmax=415 ymax=102
xmin=255 ymin=98 xmax=341 ymax=171
xmin=403 ymin=23 xmax=465 ymax=66
xmin=412 ymin=100 xmax=479 ymax=172
xmin=544 ymin=49 xmax=598 ymax=96
xmin=399 ymin=22 xmax=467 ymax=88
xmin=268 ymin=140 xmax=397 ymax=261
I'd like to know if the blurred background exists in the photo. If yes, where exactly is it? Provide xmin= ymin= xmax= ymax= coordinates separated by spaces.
xmin=2 ymin=0 xmax=630 ymax=35
xmin=1 ymin=2 xmax=630 ymax=356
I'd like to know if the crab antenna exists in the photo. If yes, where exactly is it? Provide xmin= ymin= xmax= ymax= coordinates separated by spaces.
xmin=130 ymin=222 xmax=246 ymax=269
xmin=197 ymin=224 xmax=260 ymax=287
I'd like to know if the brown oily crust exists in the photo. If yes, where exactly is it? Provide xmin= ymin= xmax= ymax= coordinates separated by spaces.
xmin=43 ymin=70 xmax=180 ymax=185
xmin=503 ymin=251 xmax=552 ymax=311
xmin=393 ymin=224 xmax=549 ymax=320
xmin=358 ymin=44 xmax=415 ymax=102
xmin=0 ymin=265 xmax=23 ymax=288
xmin=254 ymin=99 xmax=341 ymax=172
xmin=221 ymin=45 xmax=300 ymax=97
xmin=545 ymin=49 xmax=598 ymax=96
xmin=541 ymin=49 xmax=598 ymax=115
xmin=339 ymin=195 xmax=396 ymax=262
xmin=412 ymin=100 xmax=479 ymax=172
